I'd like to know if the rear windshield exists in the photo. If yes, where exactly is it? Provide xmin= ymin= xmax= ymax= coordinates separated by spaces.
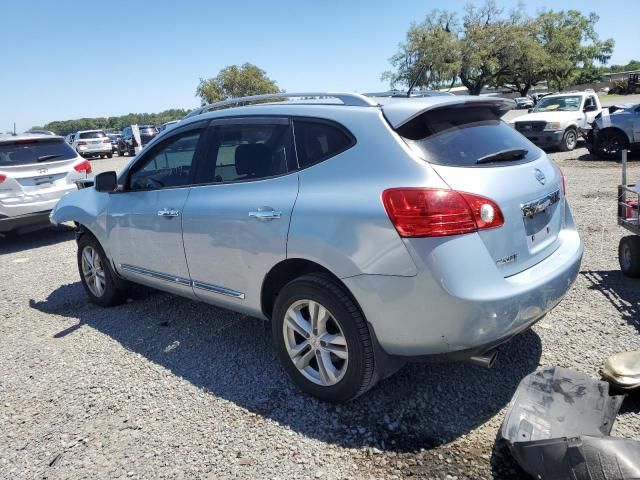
xmin=0 ymin=138 xmax=77 ymax=166
xmin=79 ymin=131 xmax=106 ymax=139
xmin=396 ymin=107 xmax=541 ymax=167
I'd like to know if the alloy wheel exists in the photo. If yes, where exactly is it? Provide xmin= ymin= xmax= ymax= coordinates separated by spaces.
xmin=282 ymin=299 xmax=348 ymax=386
xmin=81 ymin=246 xmax=106 ymax=297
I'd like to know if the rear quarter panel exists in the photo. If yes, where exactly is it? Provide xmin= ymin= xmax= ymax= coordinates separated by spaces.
xmin=287 ymin=109 xmax=449 ymax=278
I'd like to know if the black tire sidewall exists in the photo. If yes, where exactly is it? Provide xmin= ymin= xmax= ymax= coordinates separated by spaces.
xmin=619 ymin=236 xmax=640 ymax=277
xmin=596 ymin=131 xmax=627 ymax=160
xmin=272 ymin=275 xmax=374 ymax=402
xmin=561 ymin=128 xmax=577 ymax=151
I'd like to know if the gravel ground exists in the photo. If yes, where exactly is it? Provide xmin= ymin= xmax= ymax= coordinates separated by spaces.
xmin=2 ymin=146 xmax=640 ymax=479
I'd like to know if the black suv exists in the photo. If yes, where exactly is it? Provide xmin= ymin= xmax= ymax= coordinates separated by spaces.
xmin=117 ymin=125 xmax=158 ymax=156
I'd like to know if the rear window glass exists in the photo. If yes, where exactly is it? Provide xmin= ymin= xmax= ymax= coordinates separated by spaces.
xmin=293 ymin=120 xmax=353 ymax=168
xmin=396 ymin=107 xmax=541 ymax=167
xmin=79 ymin=131 xmax=105 ymax=139
xmin=0 ymin=138 xmax=77 ymax=166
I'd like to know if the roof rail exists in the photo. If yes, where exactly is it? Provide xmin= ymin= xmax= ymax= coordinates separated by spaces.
xmin=185 ymin=92 xmax=377 ymax=118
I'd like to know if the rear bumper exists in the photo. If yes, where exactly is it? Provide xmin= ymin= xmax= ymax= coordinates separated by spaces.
xmin=520 ymin=130 xmax=564 ymax=147
xmin=343 ymin=205 xmax=583 ymax=358
xmin=78 ymin=145 xmax=111 ymax=155
xmin=0 ymin=210 xmax=52 ymax=232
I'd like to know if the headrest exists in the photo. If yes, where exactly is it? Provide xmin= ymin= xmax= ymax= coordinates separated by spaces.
xmin=235 ymin=144 xmax=271 ymax=177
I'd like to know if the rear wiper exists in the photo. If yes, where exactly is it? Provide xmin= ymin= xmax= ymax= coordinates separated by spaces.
xmin=37 ymin=154 xmax=62 ymax=162
xmin=476 ymin=148 xmax=528 ymax=165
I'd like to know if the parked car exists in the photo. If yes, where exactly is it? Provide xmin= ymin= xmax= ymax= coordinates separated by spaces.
xmin=509 ymin=91 xmax=602 ymax=151
xmin=158 ymin=120 xmax=180 ymax=134
xmin=72 ymin=130 xmax=112 ymax=158
xmin=107 ymin=133 xmax=122 ymax=155
xmin=514 ymin=96 xmax=534 ymax=109
xmin=0 ymin=133 xmax=91 ymax=234
xmin=117 ymin=125 xmax=158 ymax=156
xmin=51 ymin=92 xmax=583 ymax=402
xmin=587 ymin=103 xmax=640 ymax=159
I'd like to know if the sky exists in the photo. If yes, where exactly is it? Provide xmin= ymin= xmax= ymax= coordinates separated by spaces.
xmin=1 ymin=0 xmax=637 ymax=131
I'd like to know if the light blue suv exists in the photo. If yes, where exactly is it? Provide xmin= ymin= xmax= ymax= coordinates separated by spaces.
xmin=51 ymin=92 xmax=583 ymax=402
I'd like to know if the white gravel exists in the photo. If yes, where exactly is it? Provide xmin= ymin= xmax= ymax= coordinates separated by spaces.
xmin=2 ymin=148 xmax=640 ymax=479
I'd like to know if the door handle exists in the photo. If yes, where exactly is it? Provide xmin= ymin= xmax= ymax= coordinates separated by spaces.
xmin=249 ymin=207 xmax=282 ymax=221
xmin=157 ymin=208 xmax=180 ymax=217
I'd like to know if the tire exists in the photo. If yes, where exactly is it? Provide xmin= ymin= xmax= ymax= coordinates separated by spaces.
xmin=272 ymin=273 xmax=377 ymax=402
xmin=594 ymin=129 xmax=629 ymax=160
xmin=559 ymin=128 xmax=578 ymax=152
xmin=619 ymin=236 xmax=640 ymax=278
xmin=77 ymin=233 xmax=127 ymax=306
xmin=107 ymin=152 xmax=113 ymax=158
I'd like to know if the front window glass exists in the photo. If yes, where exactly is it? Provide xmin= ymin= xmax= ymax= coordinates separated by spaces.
xmin=128 ymin=130 xmax=201 ymax=189
xmin=533 ymin=96 xmax=582 ymax=112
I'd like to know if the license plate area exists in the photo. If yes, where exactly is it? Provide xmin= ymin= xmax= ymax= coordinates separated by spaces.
xmin=33 ymin=175 xmax=54 ymax=187
xmin=522 ymin=190 xmax=560 ymax=249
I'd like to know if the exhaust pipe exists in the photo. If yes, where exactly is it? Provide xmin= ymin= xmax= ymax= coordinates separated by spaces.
xmin=468 ymin=350 xmax=498 ymax=369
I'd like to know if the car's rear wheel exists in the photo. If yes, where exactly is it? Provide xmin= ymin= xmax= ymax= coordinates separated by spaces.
xmin=595 ymin=129 xmax=628 ymax=160
xmin=77 ymin=233 xmax=127 ymax=306
xmin=272 ymin=273 xmax=377 ymax=402
xmin=619 ymin=236 xmax=640 ymax=278
xmin=107 ymin=152 xmax=113 ymax=158
xmin=559 ymin=128 xmax=578 ymax=151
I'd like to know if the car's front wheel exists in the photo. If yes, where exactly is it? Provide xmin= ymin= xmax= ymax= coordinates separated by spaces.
xmin=559 ymin=128 xmax=578 ymax=151
xmin=272 ymin=273 xmax=377 ymax=402
xmin=77 ymin=233 xmax=127 ymax=306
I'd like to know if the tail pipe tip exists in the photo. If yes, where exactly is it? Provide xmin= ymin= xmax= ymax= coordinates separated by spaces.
xmin=468 ymin=350 xmax=498 ymax=369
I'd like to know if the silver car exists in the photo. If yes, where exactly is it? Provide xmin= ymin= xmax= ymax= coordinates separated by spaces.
xmin=589 ymin=103 xmax=640 ymax=159
xmin=0 ymin=133 xmax=91 ymax=234
xmin=50 ymin=92 xmax=583 ymax=402
xmin=72 ymin=130 xmax=113 ymax=159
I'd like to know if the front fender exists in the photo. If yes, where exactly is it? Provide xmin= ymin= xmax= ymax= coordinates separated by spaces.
xmin=50 ymin=187 xmax=112 ymax=257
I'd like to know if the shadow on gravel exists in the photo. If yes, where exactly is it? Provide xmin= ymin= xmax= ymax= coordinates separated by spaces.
xmin=30 ymin=282 xmax=542 ymax=455
xmin=576 ymin=151 xmax=640 ymax=162
xmin=0 ymin=225 xmax=75 ymax=255
xmin=582 ymin=269 xmax=640 ymax=332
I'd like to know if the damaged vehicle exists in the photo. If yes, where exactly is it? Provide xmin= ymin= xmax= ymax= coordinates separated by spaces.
xmin=588 ymin=103 xmax=640 ymax=159
xmin=501 ymin=366 xmax=640 ymax=480
xmin=51 ymin=92 xmax=583 ymax=402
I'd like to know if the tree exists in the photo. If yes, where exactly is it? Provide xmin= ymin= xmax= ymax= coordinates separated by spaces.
xmin=195 ymin=63 xmax=281 ymax=105
xmin=537 ymin=10 xmax=614 ymax=91
xmin=382 ymin=11 xmax=460 ymax=91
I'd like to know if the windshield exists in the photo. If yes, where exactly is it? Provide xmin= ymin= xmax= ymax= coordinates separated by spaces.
xmin=0 ymin=138 xmax=77 ymax=166
xmin=533 ymin=96 xmax=582 ymax=112
xmin=79 ymin=131 xmax=106 ymax=139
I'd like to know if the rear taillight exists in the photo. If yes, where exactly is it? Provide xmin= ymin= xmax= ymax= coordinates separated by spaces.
xmin=381 ymin=188 xmax=504 ymax=238
xmin=77 ymin=141 xmax=87 ymax=146
xmin=0 ymin=173 xmax=5 ymax=184
xmin=103 ymin=138 xmax=110 ymax=144
xmin=74 ymin=160 xmax=92 ymax=174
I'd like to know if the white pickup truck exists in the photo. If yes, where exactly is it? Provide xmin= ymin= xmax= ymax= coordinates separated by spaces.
xmin=509 ymin=91 xmax=602 ymax=151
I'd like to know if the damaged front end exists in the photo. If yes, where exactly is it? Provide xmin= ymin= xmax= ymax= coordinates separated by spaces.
xmin=500 ymin=366 xmax=640 ymax=480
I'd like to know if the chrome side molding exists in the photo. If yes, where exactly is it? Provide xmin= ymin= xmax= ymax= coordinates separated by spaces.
xmin=120 ymin=264 xmax=244 ymax=299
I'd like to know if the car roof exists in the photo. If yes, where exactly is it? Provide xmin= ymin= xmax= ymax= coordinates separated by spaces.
xmin=0 ymin=133 xmax=65 ymax=144
xmin=185 ymin=94 xmax=515 ymax=130
xmin=77 ymin=129 xmax=105 ymax=133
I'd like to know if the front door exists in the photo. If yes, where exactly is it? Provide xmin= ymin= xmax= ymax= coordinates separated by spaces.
xmin=182 ymin=117 xmax=299 ymax=316
xmin=107 ymin=125 xmax=205 ymax=298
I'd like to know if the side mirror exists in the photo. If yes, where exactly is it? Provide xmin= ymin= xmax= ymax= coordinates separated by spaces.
xmin=94 ymin=171 xmax=118 ymax=192
xmin=584 ymin=105 xmax=598 ymax=113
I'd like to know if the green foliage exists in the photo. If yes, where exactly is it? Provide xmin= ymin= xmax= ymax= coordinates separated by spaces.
xmin=606 ymin=59 xmax=640 ymax=73
xmin=42 ymin=109 xmax=189 ymax=136
xmin=384 ymin=2 xmax=615 ymax=95
xmin=195 ymin=63 xmax=281 ymax=105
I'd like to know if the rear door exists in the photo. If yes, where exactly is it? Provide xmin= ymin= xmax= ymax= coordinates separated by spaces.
xmin=393 ymin=105 xmax=564 ymax=277
xmin=107 ymin=123 xmax=206 ymax=298
xmin=181 ymin=117 xmax=298 ymax=314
